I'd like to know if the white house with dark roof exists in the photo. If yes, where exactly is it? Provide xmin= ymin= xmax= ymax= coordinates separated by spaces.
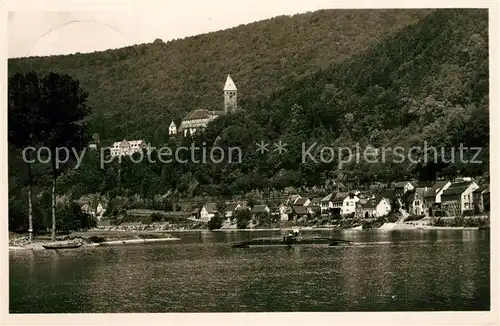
xmin=224 ymin=203 xmax=242 ymax=219
xmin=320 ymin=193 xmax=335 ymax=213
xmin=422 ymin=180 xmax=451 ymax=216
xmin=321 ymin=192 xmax=359 ymax=216
xmin=441 ymin=181 xmax=479 ymax=216
xmin=359 ymin=196 xmax=391 ymax=218
xmin=394 ymin=181 xmax=415 ymax=195
xmin=200 ymin=203 xmax=218 ymax=222
xmin=110 ymin=139 xmax=147 ymax=156
xmin=339 ymin=192 xmax=360 ymax=216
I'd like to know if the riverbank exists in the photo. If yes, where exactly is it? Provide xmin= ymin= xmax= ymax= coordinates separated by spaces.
xmin=9 ymin=231 xmax=180 ymax=251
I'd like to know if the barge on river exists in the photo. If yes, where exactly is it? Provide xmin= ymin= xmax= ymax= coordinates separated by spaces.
xmin=231 ymin=230 xmax=353 ymax=248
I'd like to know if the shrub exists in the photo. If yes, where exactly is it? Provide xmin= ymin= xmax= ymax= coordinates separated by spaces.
xmin=88 ymin=236 xmax=106 ymax=243
xmin=208 ymin=213 xmax=224 ymax=231
xmin=151 ymin=213 xmax=164 ymax=222
xmin=235 ymin=209 xmax=252 ymax=229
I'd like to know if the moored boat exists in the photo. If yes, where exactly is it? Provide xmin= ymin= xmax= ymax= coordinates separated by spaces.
xmin=42 ymin=242 xmax=83 ymax=250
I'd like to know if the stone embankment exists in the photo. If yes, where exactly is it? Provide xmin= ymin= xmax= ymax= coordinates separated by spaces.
xmin=94 ymin=222 xmax=203 ymax=232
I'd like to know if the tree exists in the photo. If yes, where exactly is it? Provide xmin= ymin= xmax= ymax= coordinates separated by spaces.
xmin=57 ymin=201 xmax=96 ymax=234
xmin=207 ymin=213 xmax=224 ymax=231
xmin=235 ymin=209 xmax=252 ymax=229
xmin=38 ymin=72 xmax=91 ymax=240
xmin=8 ymin=72 xmax=42 ymax=242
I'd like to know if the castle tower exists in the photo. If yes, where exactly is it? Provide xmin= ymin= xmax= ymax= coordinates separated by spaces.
xmin=223 ymin=74 xmax=237 ymax=113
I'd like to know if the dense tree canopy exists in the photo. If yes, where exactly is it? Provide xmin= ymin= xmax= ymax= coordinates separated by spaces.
xmin=8 ymin=9 xmax=489 ymax=231
xmin=8 ymin=9 xmax=428 ymax=143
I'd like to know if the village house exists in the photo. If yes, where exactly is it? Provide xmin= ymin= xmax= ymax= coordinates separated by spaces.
xmin=191 ymin=207 xmax=201 ymax=219
xmin=278 ymin=203 xmax=292 ymax=221
xmin=292 ymin=205 xmax=310 ymax=218
xmin=251 ymin=204 xmax=270 ymax=217
xmin=177 ymin=75 xmax=238 ymax=137
xmin=358 ymin=196 xmax=391 ymax=218
xmin=294 ymin=197 xmax=311 ymax=206
xmin=394 ymin=181 xmax=416 ymax=196
xmin=327 ymin=192 xmax=359 ymax=216
xmin=199 ymin=203 xmax=217 ymax=222
xmin=224 ymin=203 xmax=242 ymax=219
xmin=81 ymin=200 xmax=107 ymax=221
xmin=407 ymin=187 xmax=427 ymax=215
xmin=472 ymin=185 xmax=490 ymax=213
xmin=483 ymin=188 xmax=490 ymax=212
xmin=441 ymin=181 xmax=479 ymax=216
xmin=278 ymin=194 xmax=305 ymax=221
xmin=320 ymin=193 xmax=335 ymax=213
xmin=306 ymin=197 xmax=322 ymax=215
xmin=422 ymin=180 xmax=451 ymax=217
xmin=110 ymin=139 xmax=147 ymax=157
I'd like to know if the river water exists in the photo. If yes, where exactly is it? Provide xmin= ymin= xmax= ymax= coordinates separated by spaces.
xmin=9 ymin=229 xmax=490 ymax=313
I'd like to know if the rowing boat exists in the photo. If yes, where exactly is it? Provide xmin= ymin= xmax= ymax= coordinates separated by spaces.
xmin=42 ymin=242 xmax=83 ymax=250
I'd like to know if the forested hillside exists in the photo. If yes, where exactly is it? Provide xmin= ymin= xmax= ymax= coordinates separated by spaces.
xmin=8 ymin=9 xmax=429 ymax=143
xmin=158 ymin=8 xmax=488 ymax=194
xmin=8 ymin=9 xmax=489 ymax=230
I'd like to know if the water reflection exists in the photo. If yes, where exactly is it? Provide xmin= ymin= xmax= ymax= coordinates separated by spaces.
xmin=10 ymin=229 xmax=490 ymax=313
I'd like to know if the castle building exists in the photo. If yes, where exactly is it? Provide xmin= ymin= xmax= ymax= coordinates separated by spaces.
xmin=177 ymin=74 xmax=238 ymax=136
xmin=223 ymin=74 xmax=237 ymax=113
xmin=169 ymin=121 xmax=177 ymax=135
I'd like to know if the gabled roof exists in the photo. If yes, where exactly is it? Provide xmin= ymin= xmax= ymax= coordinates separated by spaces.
xmin=473 ymin=185 xmax=488 ymax=194
xmin=442 ymin=186 xmax=470 ymax=197
xmin=309 ymin=197 xmax=322 ymax=206
xmin=424 ymin=180 xmax=450 ymax=198
xmin=433 ymin=180 xmax=449 ymax=189
xmin=203 ymin=203 xmax=217 ymax=214
xmin=380 ymin=188 xmax=395 ymax=198
xmin=183 ymin=109 xmax=211 ymax=121
xmin=415 ymin=187 xmax=427 ymax=199
xmin=225 ymin=203 xmax=240 ymax=212
xmin=293 ymin=206 xmax=309 ymax=215
xmin=361 ymin=201 xmax=377 ymax=209
xmin=295 ymin=198 xmax=309 ymax=206
xmin=361 ymin=196 xmax=386 ymax=209
xmin=447 ymin=181 xmax=472 ymax=189
xmin=321 ymin=193 xmax=334 ymax=202
xmin=332 ymin=192 xmax=352 ymax=202
xmin=191 ymin=208 xmax=200 ymax=214
xmin=423 ymin=188 xmax=437 ymax=198
xmin=394 ymin=181 xmax=411 ymax=188
xmin=224 ymin=74 xmax=237 ymax=91
xmin=251 ymin=205 xmax=269 ymax=213
xmin=169 ymin=120 xmax=176 ymax=127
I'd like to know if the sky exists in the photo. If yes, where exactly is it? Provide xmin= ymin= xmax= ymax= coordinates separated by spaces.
xmin=7 ymin=0 xmax=341 ymax=58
